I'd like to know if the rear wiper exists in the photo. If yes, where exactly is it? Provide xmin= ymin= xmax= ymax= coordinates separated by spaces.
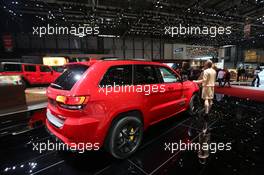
xmin=50 ymin=83 xmax=63 ymax=89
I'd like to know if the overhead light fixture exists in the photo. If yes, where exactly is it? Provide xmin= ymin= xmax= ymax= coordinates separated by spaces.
xmin=98 ymin=34 xmax=120 ymax=38
xmin=222 ymin=45 xmax=235 ymax=48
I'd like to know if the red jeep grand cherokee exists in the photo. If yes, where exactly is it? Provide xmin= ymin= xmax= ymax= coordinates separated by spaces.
xmin=0 ymin=62 xmax=61 ymax=86
xmin=46 ymin=60 xmax=200 ymax=159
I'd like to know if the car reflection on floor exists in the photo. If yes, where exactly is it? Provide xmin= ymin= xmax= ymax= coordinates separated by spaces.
xmin=28 ymin=110 xmax=46 ymax=129
xmin=0 ymin=95 xmax=263 ymax=175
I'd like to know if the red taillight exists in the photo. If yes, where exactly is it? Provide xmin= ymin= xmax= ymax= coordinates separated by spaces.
xmin=55 ymin=95 xmax=89 ymax=110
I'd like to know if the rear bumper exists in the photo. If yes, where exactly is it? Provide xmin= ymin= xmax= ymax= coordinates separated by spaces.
xmin=46 ymin=109 xmax=103 ymax=148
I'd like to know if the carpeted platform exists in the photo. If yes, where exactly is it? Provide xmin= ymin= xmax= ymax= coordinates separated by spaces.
xmin=215 ymin=85 xmax=264 ymax=102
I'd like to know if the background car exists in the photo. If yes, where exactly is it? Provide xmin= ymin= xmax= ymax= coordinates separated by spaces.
xmin=0 ymin=62 xmax=62 ymax=87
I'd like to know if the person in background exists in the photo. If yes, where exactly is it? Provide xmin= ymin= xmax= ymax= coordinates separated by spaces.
xmin=237 ymin=67 xmax=242 ymax=82
xmin=217 ymin=69 xmax=225 ymax=87
xmin=192 ymin=68 xmax=202 ymax=80
xmin=252 ymin=66 xmax=261 ymax=87
xmin=181 ymin=62 xmax=191 ymax=80
xmin=245 ymin=68 xmax=249 ymax=80
xmin=241 ymin=67 xmax=245 ymax=81
xmin=223 ymin=68 xmax=231 ymax=87
xmin=193 ymin=60 xmax=216 ymax=133
xmin=175 ymin=68 xmax=181 ymax=75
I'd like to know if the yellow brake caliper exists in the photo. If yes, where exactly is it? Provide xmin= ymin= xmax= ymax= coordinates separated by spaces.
xmin=129 ymin=128 xmax=134 ymax=141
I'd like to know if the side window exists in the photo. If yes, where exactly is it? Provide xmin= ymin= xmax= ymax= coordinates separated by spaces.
xmin=40 ymin=66 xmax=51 ymax=72
xmin=3 ymin=64 xmax=22 ymax=72
xmin=134 ymin=65 xmax=159 ymax=85
xmin=100 ymin=65 xmax=132 ymax=86
xmin=51 ymin=66 xmax=65 ymax=73
xmin=157 ymin=66 xmax=180 ymax=83
xmin=24 ymin=65 xmax=36 ymax=72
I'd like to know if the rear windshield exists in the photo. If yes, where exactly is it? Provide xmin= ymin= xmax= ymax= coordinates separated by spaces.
xmin=51 ymin=64 xmax=88 ymax=90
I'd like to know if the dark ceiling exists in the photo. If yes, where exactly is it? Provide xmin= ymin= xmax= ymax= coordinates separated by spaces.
xmin=1 ymin=0 xmax=264 ymax=46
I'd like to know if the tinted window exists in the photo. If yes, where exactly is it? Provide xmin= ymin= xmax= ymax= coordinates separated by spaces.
xmin=40 ymin=66 xmax=51 ymax=72
xmin=157 ymin=66 xmax=180 ymax=83
xmin=51 ymin=66 xmax=65 ymax=73
xmin=2 ymin=64 xmax=22 ymax=72
xmin=24 ymin=65 xmax=36 ymax=72
xmin=100 ymin=65 xmax=132 ymax=86
xmin=134 ymin=65 xmax=159 ymax=84
xmin=51 ymin=65 xmax=88 ymax=90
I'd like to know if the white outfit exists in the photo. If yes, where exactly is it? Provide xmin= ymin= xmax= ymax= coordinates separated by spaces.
xmin=202 ymin=68 xmax=216 ymax=100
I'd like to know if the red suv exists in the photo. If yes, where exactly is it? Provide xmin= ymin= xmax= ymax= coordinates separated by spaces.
xmin=0 ymin=62 xmax=61 ymax=86
xmin=46 ymin=60 xmax=200 ymax=159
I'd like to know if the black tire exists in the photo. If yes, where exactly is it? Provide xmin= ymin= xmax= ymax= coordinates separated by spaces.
xmin=105 ymin=116 xmax=143 ymax=159
xmin=188 ymin=93 xmax=201 ymax=116
xmin=21 ymin=78 xmax=29 ymax=88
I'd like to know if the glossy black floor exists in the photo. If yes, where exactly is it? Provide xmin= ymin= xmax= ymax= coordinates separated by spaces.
xmin=0 ymin=94 xmax=263 ymax=175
